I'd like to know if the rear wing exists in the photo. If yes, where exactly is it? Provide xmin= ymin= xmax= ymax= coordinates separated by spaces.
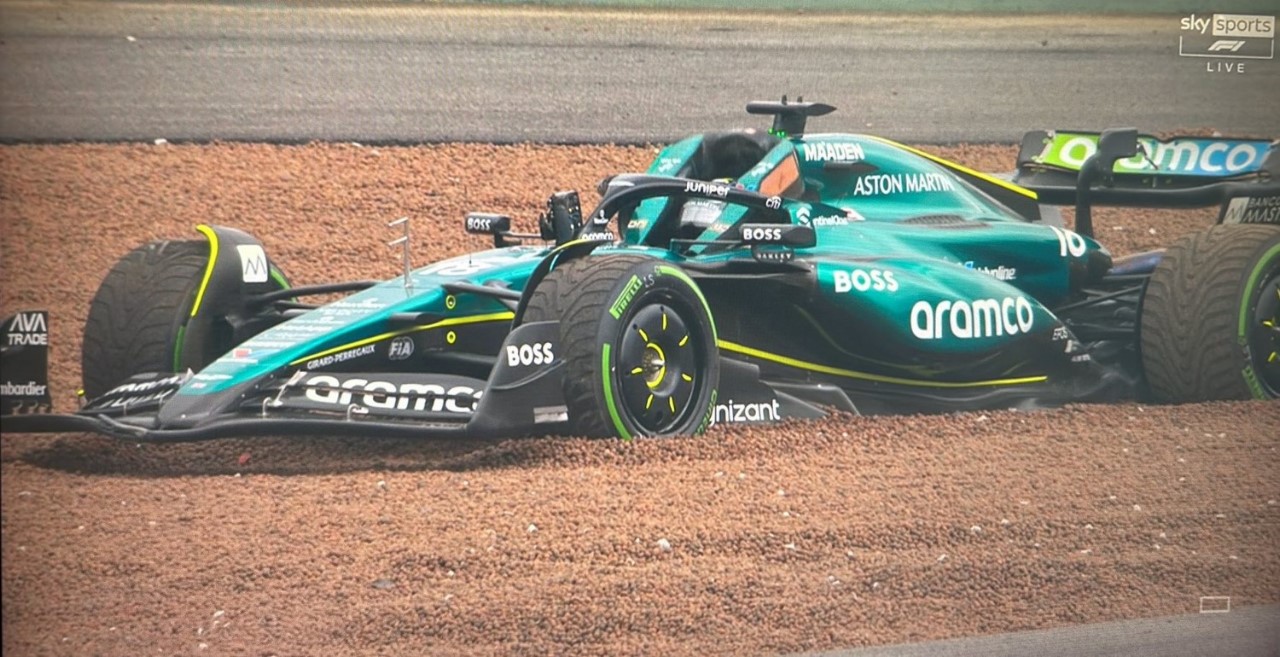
xmin=1011 ymin=128 xmax=1280 ymax=236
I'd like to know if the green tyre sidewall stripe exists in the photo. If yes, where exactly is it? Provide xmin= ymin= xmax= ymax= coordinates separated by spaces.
xmin=597 ymin=260 xmax=719 ymax=438
xmin=1239 ymin=242 xmax=1280 ymax=399
xmin=172 ymin=324 xmax=187 ymax=372
xmin=601 ymin=342 xmax=633 ymax=440
xmin=655 ymin=264 xmax=717 ymax=342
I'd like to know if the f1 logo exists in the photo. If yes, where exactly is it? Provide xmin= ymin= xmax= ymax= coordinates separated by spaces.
xmin=1209 ymin=40 xmax=1246 ymax=51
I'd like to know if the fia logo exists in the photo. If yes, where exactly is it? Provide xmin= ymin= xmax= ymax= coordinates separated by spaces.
xmin=388 ymin=337 xmax=415 ymax=361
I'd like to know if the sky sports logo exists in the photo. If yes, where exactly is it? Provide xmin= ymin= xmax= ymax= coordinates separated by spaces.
xmin=1179 ymin=13 xmax=1275 ymax=60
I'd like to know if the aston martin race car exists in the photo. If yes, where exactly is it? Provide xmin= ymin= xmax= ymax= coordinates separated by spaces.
xmin=3 ymin=99 xmax=1278 ymax=441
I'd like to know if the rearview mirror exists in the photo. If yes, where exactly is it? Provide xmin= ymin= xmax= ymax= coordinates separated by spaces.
xmin=740 ymin=223 xmax=816 ymax=248
xmin=540 ymin=191 xmax=583 ymax=244
xmin=1097 ymin=127 xmax=1139 ymax=161
xmin=1075 ymin=127 xmax=1141 ymax=239
xmin=464 ymin=213 xmax=511 ymax=235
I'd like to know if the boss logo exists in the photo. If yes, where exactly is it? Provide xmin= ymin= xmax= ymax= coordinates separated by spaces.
xmin=506 ymin=342 xmax=555 ymax=367
xmin=742 ymin=226 xmax=783 ymax=242
xmin=833 ymin=268 xmax=899 ymax=293
xmin=464 ymin=214 xmax=510 ymax=234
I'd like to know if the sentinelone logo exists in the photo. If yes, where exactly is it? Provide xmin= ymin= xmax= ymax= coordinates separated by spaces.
xmin=1179 ymin=13 xmax=1275 ymax=60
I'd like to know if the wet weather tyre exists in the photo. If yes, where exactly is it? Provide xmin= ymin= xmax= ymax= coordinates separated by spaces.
xmin=1140 ymin=224 xmax=1280 ymax=402
xmin=81 ymin=240 xmax=211 ymax=399
xmin=526 ymin=255 xmax=720 ymax=438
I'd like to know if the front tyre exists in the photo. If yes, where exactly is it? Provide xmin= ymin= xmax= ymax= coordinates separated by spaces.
xmin=81 ymin=239 xmax=290 ymax=399
xmin=529 ymin=255 xmax=720 ymax=438
xmin=82 ymin=240 xmax=210 ymax=398
xmin=1141 ymin=224 xmax=1280 ymax=401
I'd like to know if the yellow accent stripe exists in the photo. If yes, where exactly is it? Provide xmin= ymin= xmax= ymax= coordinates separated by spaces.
xmin=717 ymin=340 xmax=1047 ymax=389
xmin=190 ymin=224 xmax=220 ymax=318
xmin=289 ymin=311 xmax=514 ymax=366
xmin=864 ymin=136 xmax=1038 ymax=200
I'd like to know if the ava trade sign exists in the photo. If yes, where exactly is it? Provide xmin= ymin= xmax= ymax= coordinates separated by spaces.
xmin=1034 ymin=132 xmax=1272 ymax=177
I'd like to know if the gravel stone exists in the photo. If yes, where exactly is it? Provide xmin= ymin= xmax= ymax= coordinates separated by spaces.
xmin=1 ymin=142 xmax=1277 ymax=657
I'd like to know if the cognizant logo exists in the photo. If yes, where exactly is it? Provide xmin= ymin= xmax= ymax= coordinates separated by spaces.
xmin=713 ymin=398 xmax=780 ymax=424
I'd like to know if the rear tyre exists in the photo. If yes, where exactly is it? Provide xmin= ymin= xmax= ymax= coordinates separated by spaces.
xmin=1140 ymin=224 xmax=1280 ymax=401
xmin=526 ymin=255 xmax=720 ymax=438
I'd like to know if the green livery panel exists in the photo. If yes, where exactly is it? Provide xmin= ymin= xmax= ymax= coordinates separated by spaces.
xmin=162 ymin=116 xmax=1118 ymax=425
xmin=177 ymin=124 xmax=1111 ymax=420
xmin=8 ymin=100 xmax=1272 ymax=441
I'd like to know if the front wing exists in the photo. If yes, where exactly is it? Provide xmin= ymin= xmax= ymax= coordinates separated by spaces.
xmin=3 ymin=320 xmax=572 ymax=442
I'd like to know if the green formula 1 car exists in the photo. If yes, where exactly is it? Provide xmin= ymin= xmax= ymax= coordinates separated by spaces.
xmin=3 ymin=99 xmax=1277 ymax=441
